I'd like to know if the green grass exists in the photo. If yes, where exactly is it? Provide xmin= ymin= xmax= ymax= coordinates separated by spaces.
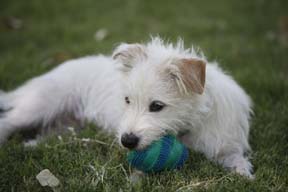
xmin=1 ymin=0 xmax=288 ymax=191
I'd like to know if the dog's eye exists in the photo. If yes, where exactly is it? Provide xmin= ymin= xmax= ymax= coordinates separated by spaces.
xmin=125 ymin=96 xmax=130 ymax=104
xmin=149 ymin=101 xmax=165 ymax=112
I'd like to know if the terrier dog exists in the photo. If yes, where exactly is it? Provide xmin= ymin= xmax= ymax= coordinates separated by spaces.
xmin=0 ymin=37 xmax=253 ymax=178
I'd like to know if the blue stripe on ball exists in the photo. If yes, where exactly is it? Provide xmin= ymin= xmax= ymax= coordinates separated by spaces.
xmin=175 ymin=145 xmax=189 ymax=169
xmin=132 ymin=149 xmax=148 ymax=169
xmin=151 ymin=135 xmax=173 ymax=172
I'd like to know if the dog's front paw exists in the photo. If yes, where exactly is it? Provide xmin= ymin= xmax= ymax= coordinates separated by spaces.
xmin=129 ymin=169 xmax=145 ymax=184
xmin=233 ymin=160 xmax=255 ymax=179
xmin=219 ymin=153 xmax=254 ymax=180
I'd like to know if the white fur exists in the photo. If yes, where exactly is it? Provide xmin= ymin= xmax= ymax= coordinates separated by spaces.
xmin=0 ymin=37 xmax=253 ymax=178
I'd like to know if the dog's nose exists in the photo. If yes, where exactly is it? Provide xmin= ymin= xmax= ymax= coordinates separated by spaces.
xmin=121 ymin=133 xmax=139 ymax=149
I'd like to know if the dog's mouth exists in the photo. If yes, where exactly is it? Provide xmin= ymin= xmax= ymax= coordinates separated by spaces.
xmin=133 ymin=142 xmax=148 ymax=151
xmin=130 ymin=133 xmax=168 ymax=151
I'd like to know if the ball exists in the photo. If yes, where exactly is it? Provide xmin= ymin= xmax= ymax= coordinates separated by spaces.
xmin=127 ymin=135 xmax=189 ymax=173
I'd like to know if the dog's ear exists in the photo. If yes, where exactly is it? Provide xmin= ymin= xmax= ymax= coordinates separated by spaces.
xmin=170 ymin=58 xmax=206 ymax=95
xmin=112 ymin=43 xmax=147 ymax=72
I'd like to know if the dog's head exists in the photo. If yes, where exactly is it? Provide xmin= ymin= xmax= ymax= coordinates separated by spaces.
xmin=113 ymin=37 xmax=206 ymax=150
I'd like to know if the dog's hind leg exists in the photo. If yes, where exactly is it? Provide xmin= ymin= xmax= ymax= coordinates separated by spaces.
xmin=0 ymin=92 xmax=13 ymax=117
xmin=0 ymin=91 xmax=16 ymax=143
xmin=0 ymin=77 xmax=77 ymax=144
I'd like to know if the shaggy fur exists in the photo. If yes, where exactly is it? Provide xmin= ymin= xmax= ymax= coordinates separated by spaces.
xmin=0 ymin=37 xmax=253 ymax=178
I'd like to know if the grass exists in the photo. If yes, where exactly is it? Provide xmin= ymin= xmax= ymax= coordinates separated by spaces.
xmin=0 ymin=0 xmax=288 ymax=191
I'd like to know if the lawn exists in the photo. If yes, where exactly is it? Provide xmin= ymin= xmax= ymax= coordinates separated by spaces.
xmin=0 ymin=0 xmax=288 ymax=191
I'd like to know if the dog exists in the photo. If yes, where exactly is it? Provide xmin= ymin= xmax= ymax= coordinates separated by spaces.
xmin=0 ymin=37 xmax=253 ymax=178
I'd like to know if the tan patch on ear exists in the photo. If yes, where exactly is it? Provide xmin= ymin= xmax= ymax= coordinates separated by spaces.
xmin=179 ymin=58 xmax=206 ymax=94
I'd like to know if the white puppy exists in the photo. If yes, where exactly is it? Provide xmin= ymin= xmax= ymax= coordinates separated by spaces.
xmin=0 ymin=37 xmax=253 ymax=178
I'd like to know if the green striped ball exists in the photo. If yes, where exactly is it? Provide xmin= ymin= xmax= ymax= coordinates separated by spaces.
xmin=127 ymin=135 xmax=189 ymax=173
